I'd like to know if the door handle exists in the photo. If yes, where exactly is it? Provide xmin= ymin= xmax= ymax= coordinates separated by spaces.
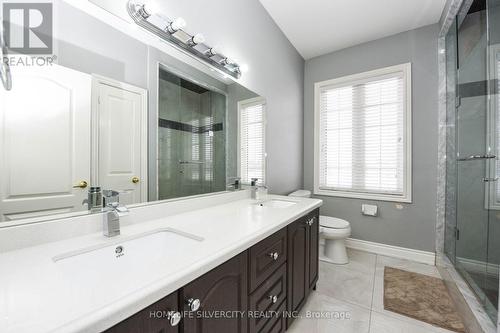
xmin=132 ymin=176 xmax=140 ymax=184
xmin=73 ymin=180 xmax=88 ymax=189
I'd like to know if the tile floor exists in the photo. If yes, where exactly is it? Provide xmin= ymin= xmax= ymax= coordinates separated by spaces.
xmin=287 ymin=249 xmax=459 ymax=333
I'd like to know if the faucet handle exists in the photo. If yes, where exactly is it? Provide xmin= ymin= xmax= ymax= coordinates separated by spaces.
xmin=250 ymin=178 xmax=259 ymax=186
xmin=115 ymin=205 xmax=129 ymax=217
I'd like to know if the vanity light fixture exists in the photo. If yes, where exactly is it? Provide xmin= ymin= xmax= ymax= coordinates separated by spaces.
xmin=205 ymin=47 xmax=218 ymax=57
xmin=219 ymin=57 xmax=233 ymax=66
xmin=187 ymin=33 xmax=205 ymax=46
xmin=136 ymin=4 xmax=151 ymax=19
xmin=166 ymin=17 xmax=186 ymax=34
xmin=127 ymin=0 xmax=242 ymax=79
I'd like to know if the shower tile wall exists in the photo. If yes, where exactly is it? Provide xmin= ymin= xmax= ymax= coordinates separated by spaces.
xmin=158 ymin=76 xmax=226 ymax=200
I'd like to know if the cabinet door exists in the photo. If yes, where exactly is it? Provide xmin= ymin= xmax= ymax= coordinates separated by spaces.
xmin=144 ymin=292 xmax=180 ymax=333
xmin=105 ymin=291 xmax=179 ymax=333
xmin=182 ymin=252 xmax=248 ymax=333
xmin=286 ymin=217 xmax=310 ymax=327
xmin=308 ymin=211 xmax=320 ymax=291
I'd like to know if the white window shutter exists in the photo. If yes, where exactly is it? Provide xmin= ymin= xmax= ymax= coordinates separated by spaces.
xmin=239 ymin=99 xmax=266 ymax=185
xmin=316 ymin=64 xmax=411 ymax=201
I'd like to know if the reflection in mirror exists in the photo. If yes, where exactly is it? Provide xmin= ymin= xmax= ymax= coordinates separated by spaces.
xmin=157 ymin=69 xmax=227 ymax=200
xmin=0 ymin=1 xmax=264 ymax=224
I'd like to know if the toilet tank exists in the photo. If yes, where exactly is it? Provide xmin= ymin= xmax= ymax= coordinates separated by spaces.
xmin=288 ymin=190 xmax=312 ymax=198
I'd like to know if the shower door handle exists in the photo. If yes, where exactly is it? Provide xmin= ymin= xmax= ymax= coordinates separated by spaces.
xmin=482 ymin=177 xmax=498 ymax=182
xmin=457 ymin=154 xmax=496 ymax=161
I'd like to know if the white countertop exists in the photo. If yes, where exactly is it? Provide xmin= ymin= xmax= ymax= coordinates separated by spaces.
xmin=0 ymin=194 xmax=322 ymax=333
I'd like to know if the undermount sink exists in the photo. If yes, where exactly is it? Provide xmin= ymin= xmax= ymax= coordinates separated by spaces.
xmin=52 ymin=228 xmax=204 ymax=293
xmin=256 ymin=199 xmax=297 ymax=208
xmin=54 ymin=228 xmax=203 ymax=263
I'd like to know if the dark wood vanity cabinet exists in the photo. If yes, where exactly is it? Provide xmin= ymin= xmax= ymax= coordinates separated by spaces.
xmin=182 ymin=252 xmax=248 ymax=333
xmin=286 ymin=209 xmax=320 ymax=327
xmin=103 ymin=208 xmax=320 ymax=333
xmin=105 ymin=291 xmax=180 ymax=333
xmin=308 ymin=213 xmax=320 ymax=291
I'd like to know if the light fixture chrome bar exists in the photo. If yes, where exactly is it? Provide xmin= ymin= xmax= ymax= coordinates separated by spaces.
xmin=127 ymin=1 xmax=241 ymax=79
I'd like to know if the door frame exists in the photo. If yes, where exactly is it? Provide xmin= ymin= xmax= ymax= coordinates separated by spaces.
xmin=91 ymin=75 xmax=148 ymax=203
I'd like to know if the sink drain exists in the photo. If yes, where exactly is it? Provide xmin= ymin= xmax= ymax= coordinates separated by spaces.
xmin=115 ymin=245 xmax=124 ymax=258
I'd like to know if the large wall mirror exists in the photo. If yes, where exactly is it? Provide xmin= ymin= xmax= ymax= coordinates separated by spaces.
xmin=0 ymin=0 xmax=264 ymax=225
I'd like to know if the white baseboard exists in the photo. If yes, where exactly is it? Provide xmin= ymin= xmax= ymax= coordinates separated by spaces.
xmin=456 ymin=257 xmax=500 ymax=277
xmin=345 ymin=238 xmax=436 ymax=265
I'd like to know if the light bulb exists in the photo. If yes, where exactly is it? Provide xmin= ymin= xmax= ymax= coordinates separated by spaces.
xmin=144 ymin=0 xmax=160 ymax=14
xmin=220 ymin=57 xmax=233 ymax=66
xmin=240 ymin=64 xmax=249 ymax=73
xmin=205 ymin=46 xmax=219 ymax=57
xmin=167 ymin=17 xmax=186 ymax=33
xmin=189 ymin=33 xmax=205 ymax=46
xmin=137 ymin=4 xmax=151 ymax=19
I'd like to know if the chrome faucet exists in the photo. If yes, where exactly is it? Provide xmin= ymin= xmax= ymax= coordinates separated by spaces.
xmin=227 ymin=177 xmax=241 ymax=191
xmin=102 ymin=190 xmax=129 ymax=237
xmin=250 ymin=178 xmax=267 ymax=200
xmin=83 ymin=187 xmax=103 ymax=212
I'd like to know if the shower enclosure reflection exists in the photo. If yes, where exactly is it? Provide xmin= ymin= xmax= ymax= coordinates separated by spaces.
xmin=158 ymin=70 xmax=227 ymax=200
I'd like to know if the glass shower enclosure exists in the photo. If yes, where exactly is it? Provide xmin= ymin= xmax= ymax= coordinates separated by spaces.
xmin=445 ymin=0 xmax=500 ymax=323
xmin=157 ymin=69 xmax=227 ymax=200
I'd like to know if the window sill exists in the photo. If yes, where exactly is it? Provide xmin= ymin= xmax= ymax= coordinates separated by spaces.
xmin=313 ymin=189 xmax=412 ymax=203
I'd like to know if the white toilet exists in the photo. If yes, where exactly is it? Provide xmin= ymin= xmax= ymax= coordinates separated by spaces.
xmin=288 ymin=190 xmax=351 ymax=264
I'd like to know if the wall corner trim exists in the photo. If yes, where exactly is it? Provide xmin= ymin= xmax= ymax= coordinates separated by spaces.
xmin=345 ymin=238 xmax=436 ymax=265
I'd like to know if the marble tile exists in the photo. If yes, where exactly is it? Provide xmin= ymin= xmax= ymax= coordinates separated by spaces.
xmin=316 ymin=261 xmax=375 ymax=309
xmin=369 ymin=311 xmax=456 ymax=333
xmin=337 ymin=249 xmax=377 ymax=274
xmin=372 ymin=255 xmax=442 ymax=324
xmin=287 ymin=292 xmax=371 ymax=333
xmin=376 ymin=255 xmax=441 ymax=278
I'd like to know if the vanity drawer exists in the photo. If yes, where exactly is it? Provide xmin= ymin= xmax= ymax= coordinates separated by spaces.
xmin=249 ymin=228 xmax=287 ymax=292
xmin=248 ymin=263 xmax=287 ymax=333
xmin=260 ymin=301 xmax=286 ymax=333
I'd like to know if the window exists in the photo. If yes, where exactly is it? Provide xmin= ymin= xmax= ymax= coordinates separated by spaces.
xmin=314 ymin=63 xmax=412 ymax=202
xmin=238 ymin=97 xmax=266 ymax=185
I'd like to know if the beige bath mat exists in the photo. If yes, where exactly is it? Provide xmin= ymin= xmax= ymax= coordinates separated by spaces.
xmin=384 ymin=267 xmax=466 ymax=333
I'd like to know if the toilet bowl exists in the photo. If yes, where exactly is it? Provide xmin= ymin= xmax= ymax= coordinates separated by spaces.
xmin=288 ymin=189 xmax=351 ymax=264
xmin=319 ymin=216 xmax=351 ymax=264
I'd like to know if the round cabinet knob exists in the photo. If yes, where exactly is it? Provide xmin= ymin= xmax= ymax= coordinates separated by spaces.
xmin=132 ymin=176 xmax=140 ymax=184
xmin=167 ymin=311 xmax=182 ymax=327
xmin=269 ymin=252 xmax=279 ymax=261
xmin=269 ymin=295 xmax=278 ymax=304
xmin=73 ymin=180 xmax=88 ymax=189
xmin=186 ymin=298 xmax=201 ymax=311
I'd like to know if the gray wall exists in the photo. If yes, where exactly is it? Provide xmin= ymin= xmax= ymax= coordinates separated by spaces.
xmin=54 ymin=0 xmax=304 ymax=196
xmin=304 ymin=24 xmax=440 ymax=252
xmin=141 ymin=0 xmax=305 ymax=194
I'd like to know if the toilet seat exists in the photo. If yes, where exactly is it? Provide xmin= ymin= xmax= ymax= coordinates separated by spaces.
xmin=320 ymin=216 xmax=350 ymax=229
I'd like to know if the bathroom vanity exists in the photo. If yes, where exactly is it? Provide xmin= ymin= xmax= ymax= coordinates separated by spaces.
xmin=0 ymin=192 xmax=322 ymax=333
xmin=106 ymin=207 xmax=319 ymax=333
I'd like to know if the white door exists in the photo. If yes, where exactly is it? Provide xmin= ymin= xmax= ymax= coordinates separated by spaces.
xmin=93 ymin=77 xmax=147 ymax=205
xmin=0 ymin=65 xmax=91 ymax=222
